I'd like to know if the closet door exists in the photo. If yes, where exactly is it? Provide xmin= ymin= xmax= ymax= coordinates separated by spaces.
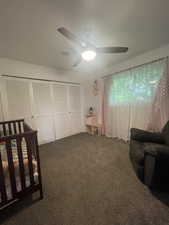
xmin=4 ymin=79 xmax=33 ymax=126
xmin=32 ymin=82 xmax=55 ymax=144
xmin=68 ymin=86 xmax=82 ymax=135
xmin=53 ymin=84 xmax=70 ymax=139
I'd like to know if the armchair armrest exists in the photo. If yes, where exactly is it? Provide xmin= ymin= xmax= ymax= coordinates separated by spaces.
xmin=144 ymin=143 xmax=169 ymax=157
xmin=130 ymin=128 xmax=165 ymax=144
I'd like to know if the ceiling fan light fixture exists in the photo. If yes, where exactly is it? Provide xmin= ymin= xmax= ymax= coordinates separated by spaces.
xmin=81 ymin=50 xmax=96 ymax=61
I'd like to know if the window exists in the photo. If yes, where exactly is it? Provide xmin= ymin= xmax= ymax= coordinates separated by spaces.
xmin=110 ymin=60 xmax=165 ymax=104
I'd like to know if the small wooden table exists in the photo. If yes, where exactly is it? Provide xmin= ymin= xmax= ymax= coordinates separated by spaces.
xmin=86 ymin=115 xmax=101 ymax=135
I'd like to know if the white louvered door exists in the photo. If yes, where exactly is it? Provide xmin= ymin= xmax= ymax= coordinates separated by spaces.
xmin=68 ymin=85 xmax=82 ymax=135
xmin=53 ymin=84 xmax=82 ymax=139
xmin=53 ymin=84 xmax=70 ymax=139
xmin=1 ymin=78 xmax=82 ymax=144
xmin=32 ymin=82 xmax=55 ymax=144
xmin=4 ymin=79 xmax=33 ymax=126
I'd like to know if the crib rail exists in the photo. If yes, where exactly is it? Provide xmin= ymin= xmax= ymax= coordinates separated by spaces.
xmin=0 ymin=119 xmax=25 ymax=137
xmin=0 ymin=119 xmax=43 ymax=211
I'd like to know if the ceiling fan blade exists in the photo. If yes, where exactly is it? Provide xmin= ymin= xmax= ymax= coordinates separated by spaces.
xmin=72 ymin=57 xmax=82 ymax=67
xmin=58 ymin=27 xmax=86 ymax=48
xmin=96 ymin=47 xmax=128 ymax=54
xmin=57 ymin=27 xmax=96 ymax=49
xmin=61 ymin=51 xmax=72 ymax=56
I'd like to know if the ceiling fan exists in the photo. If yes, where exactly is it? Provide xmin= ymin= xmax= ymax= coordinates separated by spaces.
xmin=57 ymin=27 xmax=128 ymax=67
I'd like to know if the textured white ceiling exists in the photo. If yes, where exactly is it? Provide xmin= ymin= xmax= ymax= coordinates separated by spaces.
xmin=0 ymin=0 xmax=169 ymax=73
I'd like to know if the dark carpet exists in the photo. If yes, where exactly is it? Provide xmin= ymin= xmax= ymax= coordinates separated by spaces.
xmin=1 ymin=133 xmax=169 ymax=225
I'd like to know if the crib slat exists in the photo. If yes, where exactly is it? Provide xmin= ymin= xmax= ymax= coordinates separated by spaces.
xmin=16 ymin=137 xmax=26 ymax=190
xmin=0 ymin=152 xmax=7 ymax=203
xmin=13 ymin=122 xmax=17 ymax=134
xmin=35 ymin=133 xmax=43 ymax=198
xmin=18 ymin=122 xmax=22 ymax=133
xmin=6 ymin=139 xmax=17 ymax=198
xmin=2 ymin=124 xmax=7 ymax=136
xmin=0 ymin=125 xmax=2 ymax=138
xmin=25 ymin=136 xmax=34 ymax=185
xmin=8 ymin=123 xmax=12 ymax=135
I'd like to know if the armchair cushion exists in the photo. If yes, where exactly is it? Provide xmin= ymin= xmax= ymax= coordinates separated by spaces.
xmin=130 ymin=128 xmax=165 ymax=144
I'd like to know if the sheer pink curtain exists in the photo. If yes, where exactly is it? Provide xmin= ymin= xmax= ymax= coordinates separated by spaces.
xmin=101 ymin=77 xmax=112 ymax=136
xmin=102 ymin=76 xmax=131 ymax=140
xmin=148 ymin=58 xmax=169 ymax=131
xmin=102 ymin=58 xmax=169 ymax=137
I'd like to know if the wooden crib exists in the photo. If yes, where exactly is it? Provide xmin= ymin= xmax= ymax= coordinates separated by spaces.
xmin=0 ymin=119 xmax=43 ymax=211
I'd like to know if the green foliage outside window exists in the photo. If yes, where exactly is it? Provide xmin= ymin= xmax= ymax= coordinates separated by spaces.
xmin=110 ymin=61 xmax=165 ymax=104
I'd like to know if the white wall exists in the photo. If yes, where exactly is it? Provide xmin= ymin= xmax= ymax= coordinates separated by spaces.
xmin=0 ymin=57 xmax=87 ymax=83
xmin=101 ymin=43 xmax=169 ymax=77
xmin=83 ymin=43 xmax=169 ymax=123
xmin=83 ymin=79 xmax=102 ymax=116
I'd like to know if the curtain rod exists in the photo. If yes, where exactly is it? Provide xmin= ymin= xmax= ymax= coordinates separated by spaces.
xmin=102 ymin=56 xmax=168 ymax=79
xmin=1 ymin=74 xmax=80 ymax=85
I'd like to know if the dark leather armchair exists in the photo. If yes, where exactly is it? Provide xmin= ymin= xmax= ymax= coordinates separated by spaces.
xmin=130 ymin=121 xmax=169 ymax=189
